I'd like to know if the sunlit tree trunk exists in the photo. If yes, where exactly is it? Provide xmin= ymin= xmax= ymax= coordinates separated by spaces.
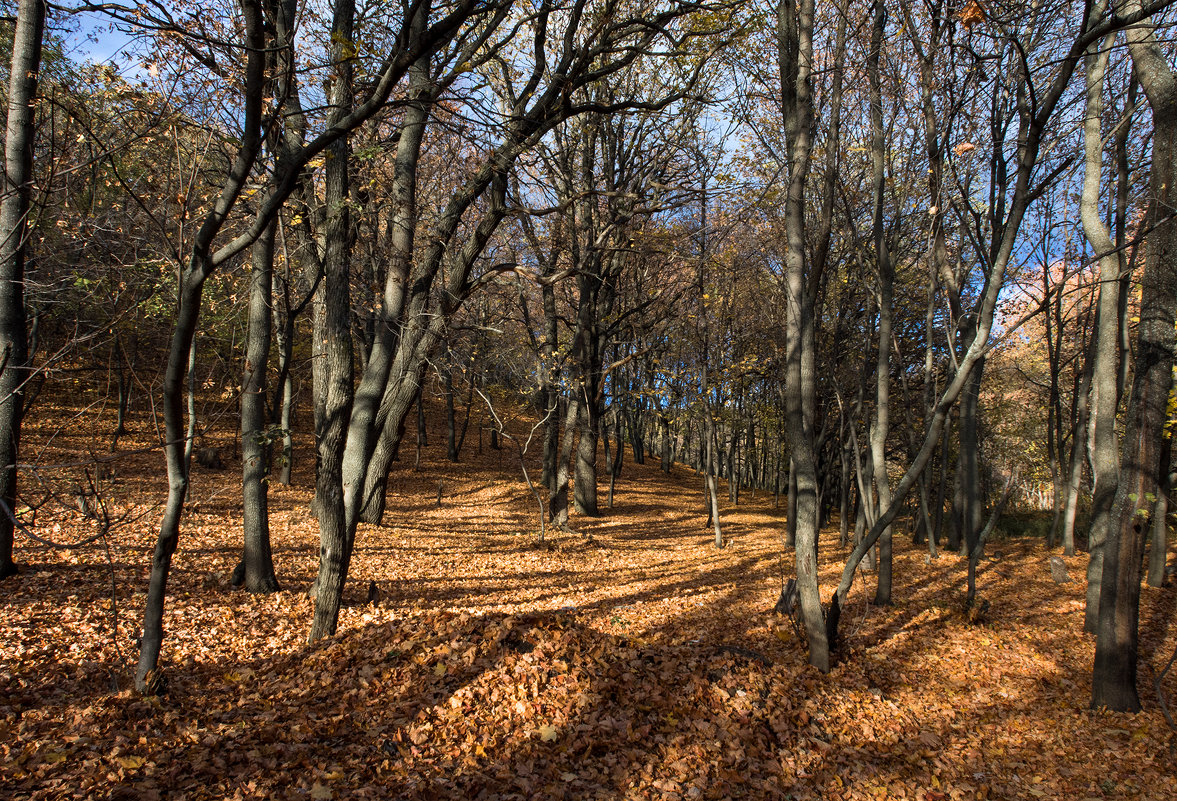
xmin=1093 ymin=1 xmax=1177 ymax=711
xmin=778 ymin=0 xmax=828 ymax=671
xmin=1081 ymin=20 xmax=1124 ymax=632
xmin=867 ymin=0 xmax=894 ymax=605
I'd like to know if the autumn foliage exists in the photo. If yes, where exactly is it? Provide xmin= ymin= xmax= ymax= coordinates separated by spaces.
xmin=3 ymin=404 xmax=1176 ymax=800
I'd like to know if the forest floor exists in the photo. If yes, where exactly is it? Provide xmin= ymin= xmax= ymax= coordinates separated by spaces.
xmin=3 ymin=397 xmax=1177 ymax=800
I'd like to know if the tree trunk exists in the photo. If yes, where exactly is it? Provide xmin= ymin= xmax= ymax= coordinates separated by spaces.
xmin=136 ymin=0 xmax=268 ymax=691
xmin=1147 ymin=443 xmax=1172 ymax=588
xmin=958 ymin=361 xmax=986 ymax=560
xmin=343 ymin=1 xmax=432 ymax=527
xmin=868 ymin=0 xmax=893 ymax=606
xmin=1082 ymin=23 xmax=1125 ymax=632
xmin=551 ymin=398 xmax=579 ymax=530
xmin=1093 ymin=6 xmax=1177 ymax=710
xmin=574 ymin=394 xmax=600 ymax=516
xmin=237 ymin=221 xmax=280 ymax=593
xmin=0 ymin=0 xmax=44 ymax=580
xmin=608 ymin=408 xmax=623 ymax=508
xmin=445 ymin=365 xmax=458 ymax=461
xmin=778 ymin=0 xmax=828 ymax=671
xmin=661 ymin=413 xmax=672 ymax=473
xmin=1062 ymin=329 xmax=1094 ymax=556
xmin=309 ymin=0 xmax=357 ymax=643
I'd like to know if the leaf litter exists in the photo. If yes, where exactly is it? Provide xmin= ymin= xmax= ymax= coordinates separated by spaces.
xmin=3 ymin=403 xmax=1177 ymax=800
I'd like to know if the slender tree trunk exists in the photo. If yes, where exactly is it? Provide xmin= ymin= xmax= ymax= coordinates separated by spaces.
xmin=417 ymin=391 xmax=428 ymax=448
xmin=236 ymin=221 xmax=280 ymax=592
xmin=308 ymin=0 xmax=357 ymax=643
xmin=1062 ymin=329 xmax=1094 ymax=556
xmin=445 ymin=365 xmax=458 ymax=461
xmin=136 ymin=0 xmax=267 ymax=691
xmin=868 ymin=0 xmax=893 ymax=605
xmin=275 ymin=284 xmax=296 ymax=485
xmin=111 ymin=337 xmax=133 ymax=446
xmin=1082 ymin=24 xmax=1125 ymax=632
xmin=933 ymin=425 xmax=949 ymax=547
xmin=608 ymin=408 xmax=623 ymax=508
xmin=661 ymin=413 xmax=671 ymax=473
xmin=958 ymin=362 xmax=986 ymax=559
xmin=838 ymin=430 xmax=851 ymax=546
xmin=701 ymin=405 xmax=723 ymax=543
xmin=778 ymin=0 xmax=828 ymax=671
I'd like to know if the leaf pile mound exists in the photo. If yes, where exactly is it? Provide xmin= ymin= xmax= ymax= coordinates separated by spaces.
xmin=3 ymin=404 xmax=1177 ymax=799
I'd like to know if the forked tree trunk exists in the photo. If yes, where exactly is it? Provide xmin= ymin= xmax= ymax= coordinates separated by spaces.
xmin=344 ymin=1 xmax=432 ymax=528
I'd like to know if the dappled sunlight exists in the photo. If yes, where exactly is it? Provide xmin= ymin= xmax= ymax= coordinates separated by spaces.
xmin=4 ymin=404 xmax=1177 ymax=800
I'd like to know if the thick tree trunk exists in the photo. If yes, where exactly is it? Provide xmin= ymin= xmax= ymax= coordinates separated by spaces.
xmin=0 ymin=0 xmax=44 ymax=580
xmin=786 ymin=460 xmax=797 ymax=548
xmin=1093 ymin=8 xmax=1177 ymax=710
xmin=574 ymin=396 xmax=600 ymax=516
xmin=551 ymin=398 xmax=579 ymax=530
xmin=1147 ymin=444 xmax=1172 ymax=588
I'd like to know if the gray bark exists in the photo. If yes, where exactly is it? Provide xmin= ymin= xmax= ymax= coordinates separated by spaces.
xmin=135 ymin=0 xmax=267 ymax=692
xmin=867 ymin=0 xmax=893 ymax=605
xmin=777 ymin=0 xmax=828 ymax=671
xmin=237 ymin=222 xmax=280 ymax=592
xmin=1082 ymin=21 xmax=1125 ymax=632
xmin=308 ymin=0 xmax=357 ymax=643
xmin=1093 ymin=2 xmax=1177 ymax=711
